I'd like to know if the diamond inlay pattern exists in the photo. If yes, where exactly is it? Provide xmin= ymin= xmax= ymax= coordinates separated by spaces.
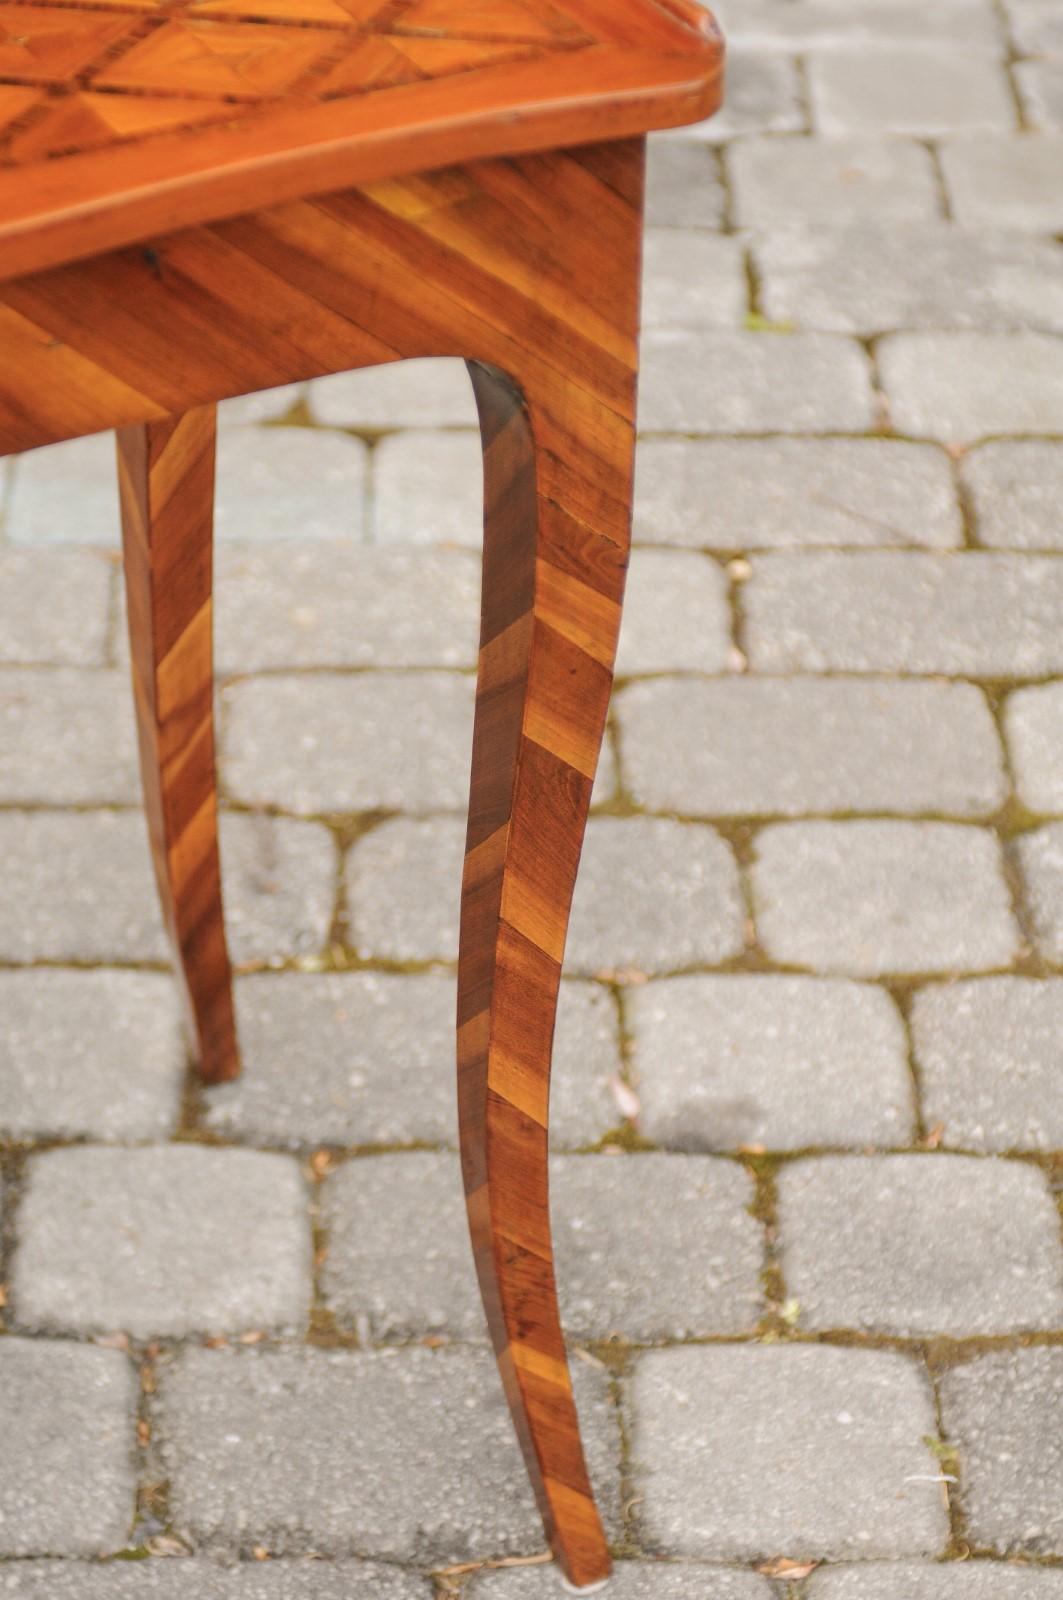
xmin=0 ymin=0 xmax=720 ymax=284
xmin=0 ymin=4 xmax=134 ymax=81
xmin=95 ymin=18 xmax=341 ymax=96
xmin=0 ymin=0 xmax=614 ymax=162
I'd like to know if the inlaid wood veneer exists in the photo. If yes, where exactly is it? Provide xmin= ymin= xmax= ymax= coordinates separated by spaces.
xmin=0 ymin=2 xmax=723 ymax=1586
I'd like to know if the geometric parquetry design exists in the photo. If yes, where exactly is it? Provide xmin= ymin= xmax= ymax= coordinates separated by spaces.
xmin=0 ymin=0 xmax=708 ymax=159
xmin=0 ymin=0 xmax=721 ymax=282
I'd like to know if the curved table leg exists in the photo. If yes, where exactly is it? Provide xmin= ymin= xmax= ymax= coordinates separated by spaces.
xmin=116 ymin=406 xmax=239 ymax=1084
xmin=459 ymin=356 xmax=636 ymax=1591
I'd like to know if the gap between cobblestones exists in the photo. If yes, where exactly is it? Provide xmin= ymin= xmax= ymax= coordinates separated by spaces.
xmin=853 ymin=336 xmax=892 ymax=434
xmin=791 ymin=53 xmax=814 ymax=138
xmin=994 ymin=0 xmax=1032 ymax=134
xmin=918 ymin=139 xmax=954 ymax=224
xmin=707 ymin=142 xmax=734 ymax=234
xmin=952 ymin=453 xmax=982 ymax=550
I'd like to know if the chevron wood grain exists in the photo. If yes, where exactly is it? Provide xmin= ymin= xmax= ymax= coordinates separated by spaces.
xmin=461 ymin=344 xmax=636 ymax=1586
xmin=117 ymin=407 xmax=240 ymax=1086
xmin=0 ymin=1 xmax=721 ymax=1582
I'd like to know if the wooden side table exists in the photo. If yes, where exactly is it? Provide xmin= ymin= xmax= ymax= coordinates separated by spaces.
xmin=0 ymin=3 xmax=723 ymax=1587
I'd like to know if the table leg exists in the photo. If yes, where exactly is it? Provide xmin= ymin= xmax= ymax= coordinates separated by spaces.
xmin=116 ymin=406 xmax=239 ymax=1084
xmin=459 ymin=353 xmax=636 ymax=1591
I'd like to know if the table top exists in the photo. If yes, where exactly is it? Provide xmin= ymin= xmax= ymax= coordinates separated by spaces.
xmin=0 ymin=0 xmax=722 ymax=281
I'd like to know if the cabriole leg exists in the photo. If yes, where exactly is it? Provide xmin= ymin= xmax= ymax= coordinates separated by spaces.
xmin=117 ymin=407 xmax=239 ymax=1085
xmin=459 ymin=339 xmax=637 ymax=1589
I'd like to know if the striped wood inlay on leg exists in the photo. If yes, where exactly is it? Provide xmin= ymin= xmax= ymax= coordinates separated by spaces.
xmin=117 ymin=408 xmax=239 ymax=1085
xmin=462 ymin=339 xmax=637 ymax=1588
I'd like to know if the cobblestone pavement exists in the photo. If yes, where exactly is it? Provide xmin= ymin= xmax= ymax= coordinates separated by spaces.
xmin=3 ymin=3 xmax=1063 ymax=1595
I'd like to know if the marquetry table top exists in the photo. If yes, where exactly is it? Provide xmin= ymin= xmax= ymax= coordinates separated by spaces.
xmin=0 ymin=0 xmax=723 ymax=280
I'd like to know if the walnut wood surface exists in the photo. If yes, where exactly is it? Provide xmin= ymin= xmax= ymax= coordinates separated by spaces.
xmin=461 ymin=339 xmax=636 ymax=1586
xmin=0 ymin=134 xmax=652 ymax=1582
xmin=117 ymin=407 xmax=240 ymax=1084
xmin=0 ymin=0 xmax=722 ymax=281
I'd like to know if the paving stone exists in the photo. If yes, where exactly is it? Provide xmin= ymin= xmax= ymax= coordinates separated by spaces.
xmin=806 ymin=1563 xmax=1063 ymax=1598
xmin=0 ymin=1338 xmax=136 ymax=1556
xmin=941 ymin=135 xmax=1063 ymax=230
xmin=645 ymin=139 xmax=725 ymax=228
xmin=751 ymin=821 xmax=1020 ymax=976
xmin=912 ymin=978 xmax=1063 ymax=1152
xmin=639 ymin=331 xmax=876 ymax=434
xmin=214 ymin=545 xmax=480 ymax=672
xmin=633 ymin=438 xmax=961 ymax=550
xmin=628 ymin=975 xmax=914 ymax=1151
xmin=550 ymin=1153 xmax=763 ymax=1339
xmin=939 ymin=1349 xmax=1063 ymax=1556
xmin=0 ymin=668 xmax=138 ymax=803
xmin=203 ymin=973 xmax=621 ymax=1150
xmin=471 ymin=1565 xmax=773 ymax=1598
xmin=778 ymin=1154 xmax=1063 ymax=1336
xmin=755 ymin=226 xmax=1063 ymax=334
xmin=308 ymin=359 xmax=479 ymax=429
xmin=219 ymin=381 xmax=306 ymax=424
xmin=1006 ymin=683 xmax=1063 ymax=811
xmin=631 ymin=1345 xmax=948 ymax=1560
xmin=0 ymin=970 xmax=183 ymax=1143
xmin=618 ymin=678 xmax=1006 ymax=817
xmin=567 ymin=818 xmax=746 ymax=976
xmin=348 ymin=815 xmax=745 ymax=974
xmin=222 ymin=675 xmax=614 ymax=818
xmin=666 ymin=48 xmax=805 ymax=141
xmin=881 ymin=332 xmax=1063 ymax=439
xmin=729 ymin=137 xmax=942 ymax=227
xmin=1017 ymin=60 xmax=1063 ymax=129
xmin=320 ymin=1151 xmax=479 ymax=1338
xmin=1007 ymin=0 xmax=1063 ymax=55
xmin=640 ymin=230 xmax=746 ymax=329
xmin=1015 ymin=823 xmax=1063 ymax=960
xmin=346 ymin=816 xmax=464 ymax=962
xmin=158 ymin=1344 xmax=619 ymax=1560
xmin=221 ymin=813 xmax=337 ymax=964
xmin=0 ymin=810 xmax=167 ymax=963
xmin=0 ymin=549 xmax=112 ymax=665
xmin=616 ymin=551 xmax=732 ymax=674
xmin=809 ymin=50 xmax=1015 ymax=136
xmin=322 ymin=1151 xmax=762 ymax=1341
xmin=371 ymin=430 xmax=484 ymax=547
xmin=213 ymin=426 xmax=367 ymax=541
xmin=6 ymin=431 xmax=121 ymax=544
xmin=744 ymin=552 xmax=1063 ymax=676
xmin=222 ymin=672 xmax=474 ymax=815
xmin=714 ymin=0 xmax=1002 ymax=49
xmin=963 ymin=441 xmax=1063 ymax=549
xmin=12 ymin=1146 xmax=312 ymax=1339
xmin=206 ymin=973 xmax=457 ymax=1147
xmin=0 ymin=811 xmax=335 ymax=963
xmin=6 ymin=424 xmax=367 ymax=545
xmin=0 ymin=1563 xmax=430 ymax=1599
